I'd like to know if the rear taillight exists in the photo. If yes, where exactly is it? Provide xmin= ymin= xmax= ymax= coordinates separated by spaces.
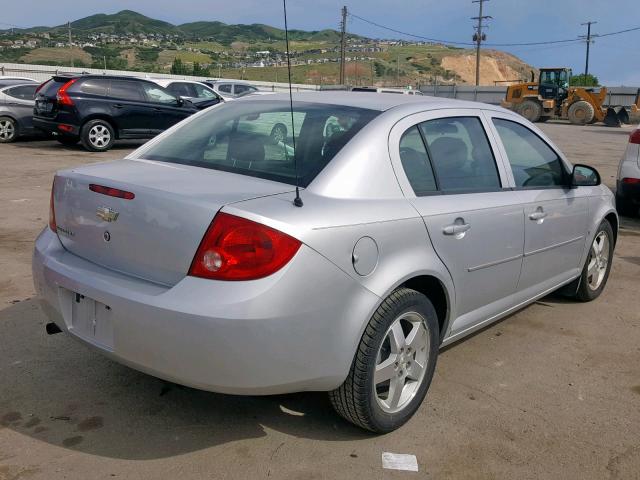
xmin=56 ymin=79 xmax=77 ymax=106
xmin=89 ymin=184 xmax=135 ymax=200
xmin=49 ymin=177 xmax=57 ymax=232
xmin=189 ymin=212 xmax=301 ymax=281
xmin=629 ymin=129 xmax=640 ymax=145
xmin=622 ymin=177 xmax=640 ymax=184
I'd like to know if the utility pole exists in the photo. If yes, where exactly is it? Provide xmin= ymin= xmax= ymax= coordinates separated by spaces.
xmin=580 ymin=21 xmax=598 ymax=78
xmin=472 ymin=0 xmax=491 ymax=86
xmin=396 ymin=54 xmax=400 ymax=86
xmin=339 ymin=6 xmax=347 ymax=85
xmin=67 ymin=21 xmax=74 ymax=68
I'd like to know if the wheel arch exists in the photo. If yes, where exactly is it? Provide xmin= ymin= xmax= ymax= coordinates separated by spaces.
xmin=604 ymin=211 xmax=618 ymax=247
xmin=81 ymin=115 xmax=119 ymax=139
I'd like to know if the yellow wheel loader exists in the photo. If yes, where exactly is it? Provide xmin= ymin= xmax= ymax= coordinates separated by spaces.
xmin=501 ymin=68 xmax=630 ymax=127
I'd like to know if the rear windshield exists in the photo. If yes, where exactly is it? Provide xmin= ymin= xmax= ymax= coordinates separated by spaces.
xmin=38 ymin=79 xmax=69 ymax=97
xmin=137 ymin=101 xmax=379 ymax=187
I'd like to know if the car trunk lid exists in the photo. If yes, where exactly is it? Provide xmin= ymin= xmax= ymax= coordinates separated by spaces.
xmin=52 ymin=159 xmax=294 ymax=285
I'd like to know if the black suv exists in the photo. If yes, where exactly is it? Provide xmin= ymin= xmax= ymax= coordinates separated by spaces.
xmin=33 ymin=75 xmax=199 ymax=151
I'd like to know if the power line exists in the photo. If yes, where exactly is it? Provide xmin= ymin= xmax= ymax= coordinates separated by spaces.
xmin=348 ymin=12 xmax=640 ymax=47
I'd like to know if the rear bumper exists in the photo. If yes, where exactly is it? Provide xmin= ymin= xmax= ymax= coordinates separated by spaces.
xmin=33 ymin=228 xmax=380 ymax=395
xmin=33 ymin=117 xmax=79 ymax=136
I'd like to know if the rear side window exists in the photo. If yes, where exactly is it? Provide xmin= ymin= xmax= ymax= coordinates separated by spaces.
xmin=399 ymin=126 xmax=437 ymax=195
xmin=419 ymin=117 xmax=501 ymax=192
xmin=78 ymin=78 xmax=109 ymax=96
xmin=5 ymin=85 xmax=37 ymax=100
xmin=138 ymin=101 xmax=379 ymax=187
xmin=492 ymin=118 xmax=567 ymax=188
xmin=109 ymin=80 xmax=144 ymax=102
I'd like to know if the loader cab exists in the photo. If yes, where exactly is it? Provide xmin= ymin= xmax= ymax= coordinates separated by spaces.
xmin=538 ymin=68 xmax=571 ymax=103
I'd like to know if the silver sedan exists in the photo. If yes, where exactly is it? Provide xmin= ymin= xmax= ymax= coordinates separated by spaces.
xmin=0 ymin=82 xmax=39 ymax=143
xmin=33 ymin=92 xmax=617 ymax=432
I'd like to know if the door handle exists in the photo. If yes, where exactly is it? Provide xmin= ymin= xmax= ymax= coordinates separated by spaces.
xmin=529 ymin=209 xmax=548 ymax=221
xmin=443 ymin=222 xmax=471 ymax=236
xmin=112 ymin=104 xmax=124 ymax=109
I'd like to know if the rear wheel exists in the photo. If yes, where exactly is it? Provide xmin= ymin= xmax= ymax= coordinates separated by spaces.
xmin=81 ymin=119 xmax=115 ymax=152
xmin=574 ymin=220 xmax=614 ymax=302
xmin=329 ymin=288 xmax=439 ymax=432
xmin=56 ymin=136 xmax=79 ymax=146
xmin=568 ymin=100 xmax=595 ymax=125
xmin=517 ymin=100 xmax=542 ymax=122
xmin=0 ymin=116 xmax=18 ymax=143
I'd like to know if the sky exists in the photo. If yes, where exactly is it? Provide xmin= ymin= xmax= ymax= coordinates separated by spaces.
xmin=2 ymin=0 xmax=639 ymax=85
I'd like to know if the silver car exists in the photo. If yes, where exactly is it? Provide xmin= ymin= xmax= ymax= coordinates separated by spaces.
xmin=0 ymin=82 xmax=39 ymax=143
xmin=33 ymin=93 xmax=617 ymax=432
xmin=616 ymin=125 xmax=640 ymax=215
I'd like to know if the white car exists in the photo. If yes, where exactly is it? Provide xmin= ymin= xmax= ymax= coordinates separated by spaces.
xmin=203 ymin=80 xmax=268 ymax=98
xmin=616 ymin=125 xmax=640 ymax=215
xmin=150 ymin=79 xmax=223 ymax=109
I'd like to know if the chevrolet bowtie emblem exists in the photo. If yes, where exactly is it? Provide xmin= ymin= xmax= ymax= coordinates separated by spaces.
xmin=96 ymin=206 xmax=119 ymax=222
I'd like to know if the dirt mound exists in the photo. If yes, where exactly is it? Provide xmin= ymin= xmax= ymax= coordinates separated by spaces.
xmin=441 ymin=50 xmax=533 ymax=85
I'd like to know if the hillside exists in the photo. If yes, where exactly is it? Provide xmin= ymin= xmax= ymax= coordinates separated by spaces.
xmin=0 ymin=10 xmax=535 ymax=86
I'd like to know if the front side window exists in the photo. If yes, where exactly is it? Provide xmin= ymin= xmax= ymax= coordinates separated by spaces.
xmin=138 ymin=101 xmax=379 ymax=187
xmin=218 ymin=84 xmax=232 ymax=93
xmin=141 ymin=83 xmax=178 ymax=104
xmin=492 ymin=118 xmax=567 ymax=188
xmin=167 ymin=82 xmax=192 ymax=97
xmin=192 ymin=83 xmax=217 ymax=99
xmin=419 ymin=117 xmax=501 ymax=192
xmin=399 ymin=126 xmax=437 ymax=196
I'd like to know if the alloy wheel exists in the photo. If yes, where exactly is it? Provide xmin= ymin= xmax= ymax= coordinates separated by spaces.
xmin=88 ymin=124 xmax=111 ymax=149
xmin=0 ymin=119 xmax=16 ymax=141
xmin=373 ymin=311 xmax=430 ymax=414
xmin=586 ymin=231 xmax=610 ymax=291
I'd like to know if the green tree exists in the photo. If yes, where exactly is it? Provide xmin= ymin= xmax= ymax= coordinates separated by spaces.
xmin=192 ymin=62 xmax=210 ymax=76
xmin=570 ymin=73 xmax=599 ymax=87
xmin=171 ymin=57 xmax=189 ymax=75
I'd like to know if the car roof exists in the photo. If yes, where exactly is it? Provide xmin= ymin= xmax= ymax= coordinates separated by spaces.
xmin=246 ymin=91 xmax=505 ymax=113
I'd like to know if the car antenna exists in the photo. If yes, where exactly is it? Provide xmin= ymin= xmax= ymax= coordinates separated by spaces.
xmin=283 ymin=0 xmax=303 ymax=207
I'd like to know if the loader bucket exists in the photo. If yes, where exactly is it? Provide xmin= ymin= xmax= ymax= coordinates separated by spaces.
xmin=604 ymin=107 xmax=622 ymax=127
xmin=617 ymin=107 xmax=630 ymax=125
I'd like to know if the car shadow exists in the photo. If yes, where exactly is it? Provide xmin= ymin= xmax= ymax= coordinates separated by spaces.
xmin=0 ymin=299 xmax=369 ymax=461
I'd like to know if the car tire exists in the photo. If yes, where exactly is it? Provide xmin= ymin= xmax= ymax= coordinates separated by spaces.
xmin=568 ymin=100 xmax=595 ymax=125
xmin=329 ymin=287 xmax=439 ymax=433
xmin=0 ymin=116 xmax=18 ymax=143
xmin=270 ymin=123 xmax=287 ymax=144
xmin=574 ymin=219 xmax=614 ymax=302
xmin=517 ymin=100 xmax=542 ymax=122
xmin=56 ymin=136 xmax=80 ymax=146
xmin=80 ymin=119 xmax=115 ymax=152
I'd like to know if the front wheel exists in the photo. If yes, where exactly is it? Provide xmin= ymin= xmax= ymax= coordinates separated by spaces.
xmin=0 ymin=116 xmax=18 ymax=143
xmin=81 ymin=119 xmax=115 ymax=152
xmin=329 ymin=288 xmax=439 ymax=432
xmin=575 ymin=219 xmax=614 ymax=302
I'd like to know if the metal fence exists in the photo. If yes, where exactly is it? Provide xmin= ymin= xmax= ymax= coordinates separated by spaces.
xmin=2 ymin=62 xmax=637 ymax=106
xmin=418 ymin=84 xmax=640 ymax=107
xmin=0 ymin=62 xmax=319 ymax=92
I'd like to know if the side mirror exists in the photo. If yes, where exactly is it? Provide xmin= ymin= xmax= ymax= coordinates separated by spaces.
xmin=572 ymin=164 xmax=601 ymax=187
xmin=176 ymin=97 xmax=184 ymax=107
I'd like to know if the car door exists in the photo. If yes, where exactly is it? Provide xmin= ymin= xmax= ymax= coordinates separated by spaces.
xmin=489 ymin=113 xmax=589 ymax=294
xmin=3 ymin=84 xmax=37 ymax=132
xmin=107 ymin=79 xmax=154 ymax=137
xmin=389 ymin=109 xmax=525 ymax=336
xmin=139 ymin=82 xmax=193 ymax=134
